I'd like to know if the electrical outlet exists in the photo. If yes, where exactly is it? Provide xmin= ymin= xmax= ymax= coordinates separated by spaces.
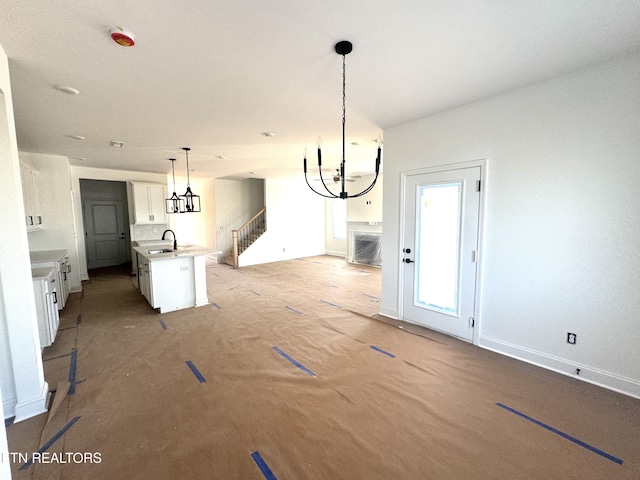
xmin=567 ymin=332 xmax=577 ymax=345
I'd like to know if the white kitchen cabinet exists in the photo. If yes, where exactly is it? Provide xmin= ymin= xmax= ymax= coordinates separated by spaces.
xmin=137 ymin=253 xmax=152 ymax=305
xmin=59 ymin=254 xmax=71 ymax=306
xmin=131 ymin=182 xmax=168 ymax=224
xmin=20 ymin=159 xmax=43 ymax=231
xmin=31 ymin=250 xmax=69 ymax=310
xmin=32 ymin=267 xmax=60 ymax=349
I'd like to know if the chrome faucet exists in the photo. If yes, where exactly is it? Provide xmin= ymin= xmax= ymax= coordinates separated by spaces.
xmin=162 ymin=229 xmax=177 ymax=250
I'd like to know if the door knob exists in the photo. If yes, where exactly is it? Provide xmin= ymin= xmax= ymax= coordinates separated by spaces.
xmin=404 ymin=258 xmax=414 ymax=263
xmin=403 ymin=248 xmax=411 ymax=254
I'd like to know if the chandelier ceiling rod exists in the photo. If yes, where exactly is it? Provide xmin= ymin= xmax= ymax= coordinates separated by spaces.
xmin=303 ymin=40 xmax=382 ymax=200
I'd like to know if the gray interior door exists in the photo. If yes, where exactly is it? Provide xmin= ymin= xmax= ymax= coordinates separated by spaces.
xmin=83 ymin=199 xmax=127 ymax=269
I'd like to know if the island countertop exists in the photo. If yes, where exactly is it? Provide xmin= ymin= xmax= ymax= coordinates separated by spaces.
xmin=133 ymin=244 xmax=221 ymax=261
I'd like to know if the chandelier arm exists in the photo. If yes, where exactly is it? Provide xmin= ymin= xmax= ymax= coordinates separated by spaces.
xmin=349 ymin=172 xmax=380 ymax=198
xmin=317 ymin=162 xmax=338 ymax=196
xmin=304 ymin=171 xmax=339 ymax=198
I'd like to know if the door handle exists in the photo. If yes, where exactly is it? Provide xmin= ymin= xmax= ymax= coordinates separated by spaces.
xmin=403 ymin=248 xmax=411 ymax=254
xmin=404 ymin=258 xmax=414 ymax=264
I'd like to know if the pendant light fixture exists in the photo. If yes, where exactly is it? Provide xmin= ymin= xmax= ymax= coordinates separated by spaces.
xmin=179 ymin=147 xmax=201 ymax=213
xmin=303 ymin=41 xmax=381 ymax=199
xmin=165 ymin=158 xmax=185 ymax=214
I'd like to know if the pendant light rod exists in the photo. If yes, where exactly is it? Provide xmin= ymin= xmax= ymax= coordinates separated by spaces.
xmin=303 ymin=40 xmax=382 ymax=200
xmin=179 ymin=147 xmax=201 ymax=213
xmin=165 ymin=158 xmax=185 ymax=214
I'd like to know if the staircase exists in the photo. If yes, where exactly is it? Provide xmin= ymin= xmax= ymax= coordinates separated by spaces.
xmin=224 ymin=208 xmax=266 ymax=268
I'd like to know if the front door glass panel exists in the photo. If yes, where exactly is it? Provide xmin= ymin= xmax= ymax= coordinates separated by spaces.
xmin=415 ymin=182 xmax=462 ymax=315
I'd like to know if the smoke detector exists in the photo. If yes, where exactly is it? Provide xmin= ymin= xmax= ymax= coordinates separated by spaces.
xmin=110 ymin=28 xmax=135 ymax=47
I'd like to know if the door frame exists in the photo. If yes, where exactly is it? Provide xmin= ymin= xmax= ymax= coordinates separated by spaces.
xmin=398 ymin=158 xmax=487 ymax=345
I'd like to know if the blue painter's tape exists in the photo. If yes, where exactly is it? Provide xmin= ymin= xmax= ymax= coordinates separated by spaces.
xmin=20 ymin=416 xmax=81 ymax=470
xmin=250 ymin=290 xmax=261 ymax=296
xmin=159 ymin=319 xmax=168 ymax=330
xmin=4 ymin=417 xmax=14 ymax=428
xmin=320 ymin=299 xmax=342 ymax=309
xmin=251 ymin=451 xmax=278 ymax=480
xmin=67 ymin=348 xmax=78 ymax=395
xmin=496 ymin=403 xmax=623 ymax=465
xmin=370 ymin=345 xmax=396 ymax=358
xmin=43 ymin=352 xmax=72 ymax=362
xmin=186 ymin=361 xmax=206 ymax=383
xmin=362 ymin=293 xmax=380 ymax=300
xmin=284 ymin=306 xmax=302 ymax=315
xmin=212 ymin=302 xmax=222 ymax=309
xmin=272 ymin=346 xmax=315 ymax=377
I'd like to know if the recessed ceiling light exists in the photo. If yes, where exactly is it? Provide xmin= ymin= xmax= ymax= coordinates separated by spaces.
xmin=110 ymin=140 xmax=124 ymax=148
xmin=215 ymin=155 xmax=227 ymax=160
xmin=261 ymin=132 xmax=275 ymax=137
xmin=68 ymin=135 xmax=85 ymax=140
xmin=55 ymin=85 xmax=80 ymax=95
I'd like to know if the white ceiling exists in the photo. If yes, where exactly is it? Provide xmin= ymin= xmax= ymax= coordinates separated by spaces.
xmin=1 ymin=1 xmax=639 ymax=181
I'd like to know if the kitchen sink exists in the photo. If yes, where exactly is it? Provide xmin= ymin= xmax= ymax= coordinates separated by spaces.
xmin=147 ymin=249 xmax=175 ymax=254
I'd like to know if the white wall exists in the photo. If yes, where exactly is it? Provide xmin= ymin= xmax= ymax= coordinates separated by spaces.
xmin=381 ymin=53 xmax=640 ymax=398
xmin=22 ymin=152 xmax=82 ymax=291
xmin=214 ymin=178 xmax=265 ymax=257
xmin=0 ymin=385 xmax=9 ymax=479
xmin=168 ymin=178 xmax=217 ymax=251
xmin=0 ymin=44 xmax=48 ymax=423
xmin=346 ymin=173 xmax=384 ymax=223
xmin=239 ymin=178 xmax=325 ymax=267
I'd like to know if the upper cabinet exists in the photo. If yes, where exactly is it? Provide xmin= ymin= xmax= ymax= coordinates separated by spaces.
xmin=20 ymin=158 xmax=43 ymax=231
xmin=131 ymin=182 xmax=168 ymax=224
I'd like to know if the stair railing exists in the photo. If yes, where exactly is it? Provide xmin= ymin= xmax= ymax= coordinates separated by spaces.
xmin=231 ymin=207 xmax=266 ymax=268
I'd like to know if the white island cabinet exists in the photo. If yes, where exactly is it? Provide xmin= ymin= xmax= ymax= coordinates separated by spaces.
xmin=134 ymin=245 xmax=221 ymax=313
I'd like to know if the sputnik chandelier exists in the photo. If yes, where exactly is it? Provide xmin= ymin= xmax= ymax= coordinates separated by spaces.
xmin=303 ymin=40 xmax=382 ymax=199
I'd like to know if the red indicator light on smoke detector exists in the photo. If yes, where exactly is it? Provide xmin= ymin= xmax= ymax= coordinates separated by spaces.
xmin=110 ymin=29 xmax=135 ymax=47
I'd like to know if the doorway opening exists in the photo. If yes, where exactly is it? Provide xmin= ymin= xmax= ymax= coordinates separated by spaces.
xmin=80 ymin=180 xmax=131 ymax=270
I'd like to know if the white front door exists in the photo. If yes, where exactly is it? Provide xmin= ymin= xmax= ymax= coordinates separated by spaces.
xmin=402 ymin=166 xmax=481 ymax=342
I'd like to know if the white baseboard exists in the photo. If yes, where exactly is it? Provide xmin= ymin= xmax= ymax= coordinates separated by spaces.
xmin=479 ymin=335 xmax=640 ymax=400
xmin=378 ymin=307 xmax=398 ymax=320
xmin=13 ymin=381 xmax=49 ymax=423
xmin=2 ymin=395 xmax=16 ymax=420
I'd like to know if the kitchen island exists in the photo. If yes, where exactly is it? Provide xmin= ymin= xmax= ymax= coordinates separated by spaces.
xmin=133 ymin=244 xmax=221 ymax=313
